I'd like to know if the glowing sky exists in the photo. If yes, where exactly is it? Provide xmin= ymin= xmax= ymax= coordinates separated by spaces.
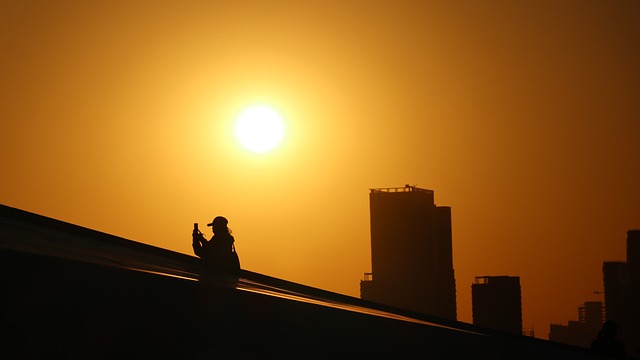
xmin=2 ymin=1 xmax=639 ymax=339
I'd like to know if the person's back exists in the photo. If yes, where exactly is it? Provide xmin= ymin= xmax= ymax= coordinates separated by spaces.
xmin=203 ymin=232 xmax=236 ymax=273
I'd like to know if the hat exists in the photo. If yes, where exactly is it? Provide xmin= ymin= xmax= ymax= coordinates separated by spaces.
xmin=207 ymin=216 xmax=228 ymax=227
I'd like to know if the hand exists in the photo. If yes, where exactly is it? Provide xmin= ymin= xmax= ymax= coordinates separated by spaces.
xmin=192 ymin=231 xmax=204 ymax=243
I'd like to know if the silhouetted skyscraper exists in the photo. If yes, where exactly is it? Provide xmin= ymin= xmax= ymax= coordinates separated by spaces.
xmin=602 ymin=261 xmax=626 ymax=334
xmin=360 ymin=185 xmax=457 ymax=320
xmin=627 ymin=230 xmax=640 ymax=354
xmin=595 ymin=230 xmax=640 ymax=355
xmin=472 ymin=276 xmax=522 ymax=335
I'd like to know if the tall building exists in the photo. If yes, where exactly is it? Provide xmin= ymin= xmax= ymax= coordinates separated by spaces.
xmin=598 ymin=230 xmax=640 ymax=355
xmin=360 ymin=185 xmax=457 ymax=320
xmin=626 ymin=230 xmax=640 ymax=354
xmin=602 ymin=261 xmax=627 ymax=340
xmin=472 ymin=276 xmax=522 ymax=335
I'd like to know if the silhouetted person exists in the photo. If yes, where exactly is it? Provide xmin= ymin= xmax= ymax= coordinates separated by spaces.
xmin=590 ymin=320 xmax=626 ymax=359
xmin=192 ymin=216 xmax=240 ymax=281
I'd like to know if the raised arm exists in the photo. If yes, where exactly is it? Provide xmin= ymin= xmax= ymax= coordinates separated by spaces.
xmin=192 ymin=231 xmax=206 ymax=258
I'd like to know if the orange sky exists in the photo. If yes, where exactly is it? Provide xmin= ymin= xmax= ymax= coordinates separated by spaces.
xmin=2 ymin=1 xmax=639 ymax=339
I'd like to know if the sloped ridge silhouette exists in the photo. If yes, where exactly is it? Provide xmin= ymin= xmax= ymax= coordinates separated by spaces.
xmin=0 ymin=204 xmax=604 ymax=358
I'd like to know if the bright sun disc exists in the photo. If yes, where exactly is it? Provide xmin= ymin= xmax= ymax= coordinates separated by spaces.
xmin=235 ymin=105 xmax=285 ymax=153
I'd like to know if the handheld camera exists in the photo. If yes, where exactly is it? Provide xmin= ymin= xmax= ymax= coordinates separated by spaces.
xmin=192 ymin=222 xmax=202 ymax=243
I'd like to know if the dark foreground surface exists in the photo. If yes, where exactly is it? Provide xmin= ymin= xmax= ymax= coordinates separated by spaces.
xmin=0 ymin=204 xmax=607 ymax=359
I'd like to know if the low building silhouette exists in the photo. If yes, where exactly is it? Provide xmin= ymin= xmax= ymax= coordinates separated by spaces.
xmin=549 ymin=301 xmax=604 ymax=348
xmin=360 ymin=185 xmax=457 ymax=320
xmin=472 ymin=275 xmax=522 ymax=335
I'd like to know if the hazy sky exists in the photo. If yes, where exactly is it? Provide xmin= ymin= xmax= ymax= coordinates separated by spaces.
xmin=2 ymin=0 xmax=639 ymax=339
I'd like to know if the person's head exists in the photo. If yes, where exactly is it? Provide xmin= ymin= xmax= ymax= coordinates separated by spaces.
xmin=207 ymin=216 xmax=229 ymax=235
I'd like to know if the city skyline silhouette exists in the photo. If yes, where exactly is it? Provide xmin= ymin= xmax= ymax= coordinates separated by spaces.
xmin=0 ymin=203 xmax=623 ymax=358
xmin=1 ymin=0 xmax=639 ymax=341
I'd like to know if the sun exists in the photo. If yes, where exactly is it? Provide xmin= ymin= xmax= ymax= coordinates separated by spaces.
xmin=234 ymin=105 xmax=285 ymax=153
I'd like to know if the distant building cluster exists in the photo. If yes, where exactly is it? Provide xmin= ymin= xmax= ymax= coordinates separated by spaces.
xmin=548 ymin=301 xmax=604 ymax=348
xmin=549 ymin=230 xmax=640 ymax=354
xmin=359 ymin=185 xmax=640 ymax=353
